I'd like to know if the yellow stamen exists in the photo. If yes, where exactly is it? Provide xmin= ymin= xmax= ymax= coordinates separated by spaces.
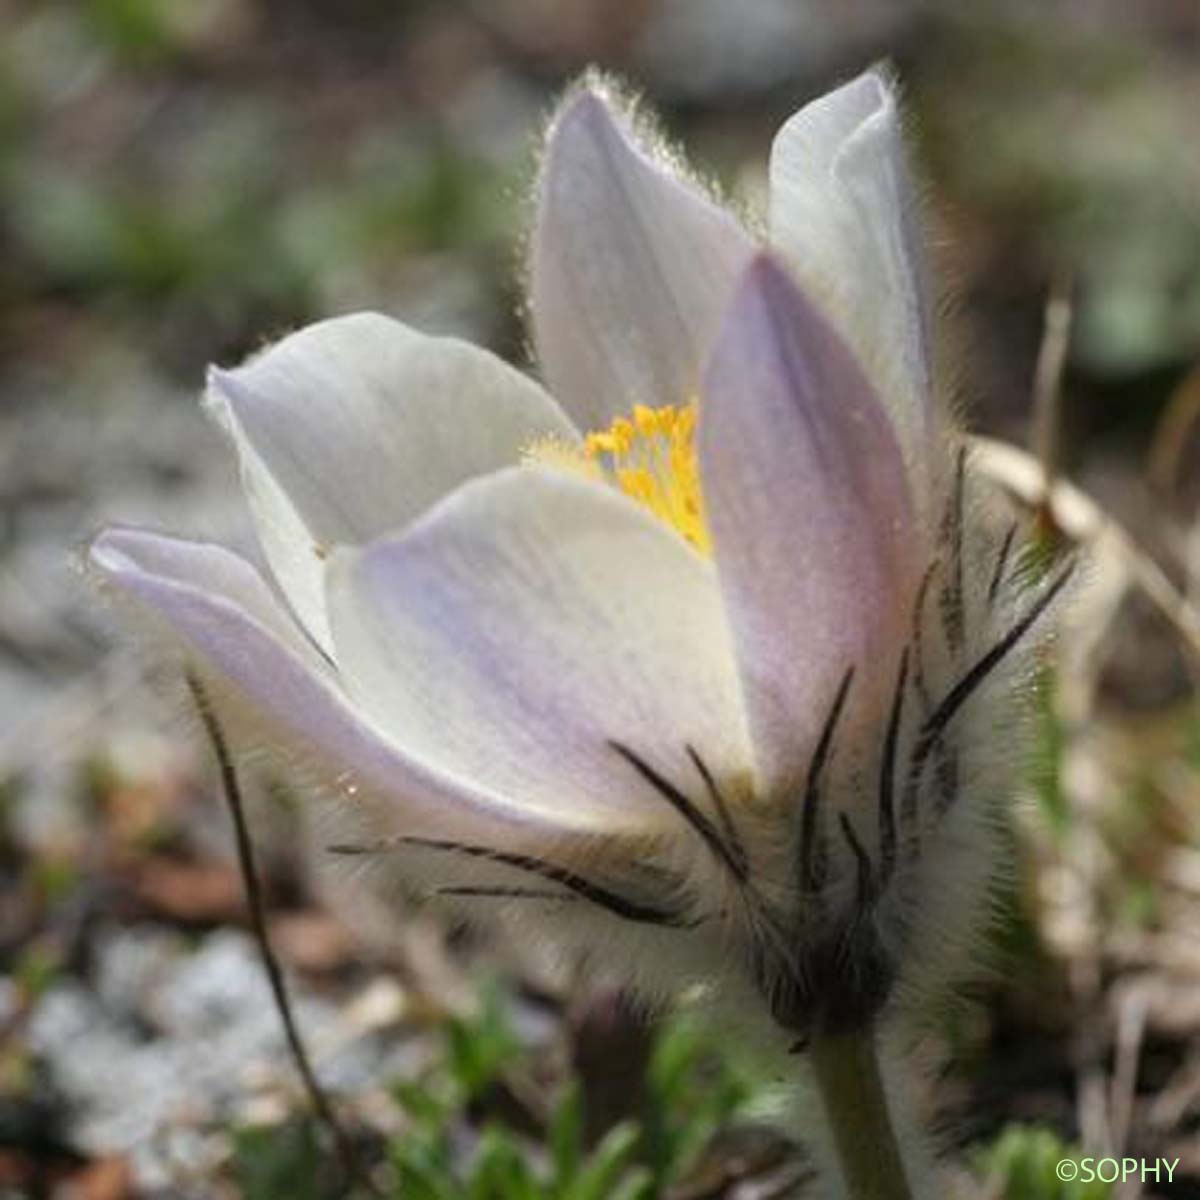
xmin=526 ymin=402 xmax=710 ymax=554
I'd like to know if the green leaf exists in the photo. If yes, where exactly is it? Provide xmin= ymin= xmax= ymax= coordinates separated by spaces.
xmin=393 ymin=1077 xmax=452 ymax=1132
xmin=607 ymin=1167 xmax=655 ymax=1200
xmin=566 ymin=1122 xmax=641 ymax=1200
xmin=390 ymin=1135 xmax=458 ymax=1200
xmin=467 ymin=1126 xmax=541 ymax=1200
xmin=447 ymin=980 xmax=521 ymax=1101
xmin=549 ymin=1081 xmax=583 ymax=1190
xmin=231 ymin=1120 xmax=325 ymax=1200
xmin=976 ymin=1125 xmax=1113 ymax=1199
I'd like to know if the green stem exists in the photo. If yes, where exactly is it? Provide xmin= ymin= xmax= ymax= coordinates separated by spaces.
xmin=808 ymin=1027 xmax=914 ymax=1200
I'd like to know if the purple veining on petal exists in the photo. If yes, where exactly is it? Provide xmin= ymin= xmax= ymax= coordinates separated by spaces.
xmin=327 ymin=465 xmax=752 ymax=834
xmin=699 ymin=254 xmax=921 ymax=796
xmin=87 ymin=527 xmax=604 ymax=847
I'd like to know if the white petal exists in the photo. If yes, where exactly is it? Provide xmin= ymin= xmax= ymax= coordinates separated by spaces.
xmin=89 ymin=526 xmax=320 ymax=663
xmin=770 ymin=69 xmax=935 ymax=508
xmin=89 ymin=527 xmax=729 ymax=960
xmin=700 ymin=257 xmax=920 ymax=794
xmin=531 ymin=86 xmax=756 ymax=433
xmin=207 ymin=312 xmax=578 ymax=654
xmin=328 ymin=467 xmax=755 ymax=838
xmin=86 ymin=528 xmax=602 ymax=850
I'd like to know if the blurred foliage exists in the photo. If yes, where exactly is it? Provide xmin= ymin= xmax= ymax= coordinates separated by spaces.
xmin=229 ymin=982 xmax=1132 ymax=1197
xmin=233 ymin=1117 xmax=330 ymax=1200
xmin=0 ymin=0 xmax=527 ymax=388
xmin=917 ymin=10 xmax=1200 ymax=380
xmin=4 ymin=0 xmax=1198 ymax=393
xmin=233 ymin=984 xmax=764 ymax=1199
xmin=976 ymin=1125 xmax=1113 ymax=1200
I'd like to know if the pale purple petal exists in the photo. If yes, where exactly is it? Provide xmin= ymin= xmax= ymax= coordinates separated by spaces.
xmin=207 ymin=312 xmax=578 ymax=653
xmin=328 ymin=467 xmax=754 ymax=837
xmin=86 ymin=528 xmax=603 ymax=849
xmin=89 ymin=526 xmax=318 ymax=661
xmin=770 ymin=69 xmax=935 ymax=509
xmin=531 ymin=86 xmax=756 ymax=433
xmin=699 ymin=256 xmax=921 ymax=794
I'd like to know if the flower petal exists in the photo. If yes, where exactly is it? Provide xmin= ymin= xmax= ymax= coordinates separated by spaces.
xmin=699 ymin=256 xmax=920 ymax=794
xmin=85 ymin=528 xmax=602 ymax=850
xmin=207 ymin=312 xmax=578 ymax=654
xmin=327 ymin=466 xmax=755 ymax=841
xmin=89 ymin=527 xmax=736 ymax=968
xmin=531 ymin=86 xmax=756 ymax=433
xmin=770 ymin=69 xmax=935 ymax=508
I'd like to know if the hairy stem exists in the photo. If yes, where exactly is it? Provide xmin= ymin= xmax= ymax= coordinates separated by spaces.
xmin=186 ymin=674 xmax=373 ymax=1194
xmin=809 ymin=1027 xmax=915 ymax=1200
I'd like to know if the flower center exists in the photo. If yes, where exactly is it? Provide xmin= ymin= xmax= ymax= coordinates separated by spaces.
xmin=528 ymin=403 xmax=710 ymax=554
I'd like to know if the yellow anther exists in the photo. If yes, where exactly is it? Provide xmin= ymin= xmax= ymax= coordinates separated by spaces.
xmin=585 ymin=431 xmax=618 ymax=454
xmin=525 ymin=401 xmax=710 ymax=554
xmin=632 ymin=404 xmax=659 ymax=435
xmin=610 ymin=418 xmax=634 ymax=451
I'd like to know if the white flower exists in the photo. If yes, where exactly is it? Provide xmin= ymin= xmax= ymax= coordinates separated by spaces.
xmin=87 ymin=69 xmax=1072 ymax=1045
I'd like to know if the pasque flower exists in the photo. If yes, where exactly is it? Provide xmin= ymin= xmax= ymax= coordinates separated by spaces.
xmin=88 ymin=69 xmax=1072 ymax=1196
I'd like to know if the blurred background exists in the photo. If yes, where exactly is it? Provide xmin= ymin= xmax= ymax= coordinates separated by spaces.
xmin=2 ymin=1 xmax=1200 ymax=1196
